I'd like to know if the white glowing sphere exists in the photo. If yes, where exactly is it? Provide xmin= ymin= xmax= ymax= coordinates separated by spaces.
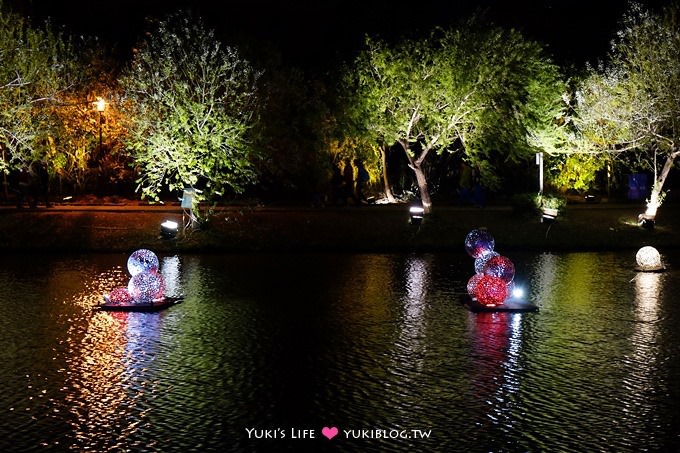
xmin=636 ymin=246 xmax=662 ymax=269
xmin=127 ymin=249 xmax=160 ymax=276
xmin=128 ymin=270 xmax=165 ymax=303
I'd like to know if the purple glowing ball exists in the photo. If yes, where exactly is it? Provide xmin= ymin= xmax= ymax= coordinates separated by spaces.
xmin=127 ymin=249 xmax=160 ymax=276
xmin=128 ymin=270 xmax=165 ymax=303
xmin=473 ymin=275 xmax=509 ymax=306
xmin=483 ymin=255 xmax=515 ymax=283
xmin=464 ymin=229 xmax=495 ymax=259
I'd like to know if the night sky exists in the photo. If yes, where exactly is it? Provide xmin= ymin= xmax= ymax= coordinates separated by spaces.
xmin=5 ymin=0 xmax=671 ymax=69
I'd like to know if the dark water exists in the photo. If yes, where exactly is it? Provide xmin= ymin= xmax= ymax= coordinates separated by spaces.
xmin=1 ymin=251 xmax=679 ymax=452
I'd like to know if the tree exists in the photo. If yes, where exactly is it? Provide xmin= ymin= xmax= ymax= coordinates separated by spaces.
xmin=120 ymin=12 xmax=262 ymax=205
xmin=44 ymin=42 xmax=133 ymax=196
xmin=344 ymin=21 xmax=565 ymax=213
xmin=571 ymin=2 xmax=680 ymax=218
xmin=0 ymin=2 xmax=79 ymax=190
xmin=250 ymin=64 xmax=336 ymax=201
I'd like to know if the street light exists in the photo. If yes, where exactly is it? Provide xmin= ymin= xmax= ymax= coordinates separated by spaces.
xmin=95 ymin=98 xmax=106 ymax=160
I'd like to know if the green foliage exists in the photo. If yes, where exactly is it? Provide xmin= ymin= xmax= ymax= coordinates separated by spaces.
xmin=570 ymin=3 xmax=680 ymax=206
xmin=120 ymin=12 xmax=262 ymax=202
xmin=535 ymin=192 xmax=566 ymax=211
xmin=343 ymin=19 xmax=566 ymax=210
xmin=0 ymin=2 xmax=79 ymax=174
xmin=549 ymin=153 xmax=608 ymax=192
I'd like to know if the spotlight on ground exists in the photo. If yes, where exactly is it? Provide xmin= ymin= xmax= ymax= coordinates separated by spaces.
xmin=409 ymin=205 xmax=425 ymax=226
xmin=160 ymin=220 xmax=179 ymax=239
xmin=638 ymin=213 xmax=655 ymax=230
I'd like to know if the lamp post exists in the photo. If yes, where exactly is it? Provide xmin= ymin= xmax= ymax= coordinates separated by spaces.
xmin=536 ymin=152 xmax=543 ymax=194
xmin=95 ymin=98 xmax=106 ymax=160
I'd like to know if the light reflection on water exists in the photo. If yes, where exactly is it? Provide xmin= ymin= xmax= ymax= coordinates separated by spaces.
xmin=0 ymin=251 xmax=679 ymax=452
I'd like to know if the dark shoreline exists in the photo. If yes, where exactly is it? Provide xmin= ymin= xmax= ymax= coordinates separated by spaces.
xmin=2 ymin=201 xmax=680 ymax=255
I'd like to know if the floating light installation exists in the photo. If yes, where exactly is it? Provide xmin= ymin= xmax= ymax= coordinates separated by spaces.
xmin=635 ymin=246 xmax=665 ymax=272
xmin=463 ymin=228 xmax=534 ymax=311
xmin=104 ymin=249 xmax=166 ymax=306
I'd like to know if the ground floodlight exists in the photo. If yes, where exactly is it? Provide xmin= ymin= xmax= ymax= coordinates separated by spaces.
xmin=160 ymin=220 xmax=179 ymax=238
xmin=409 ymin=205 xmax=425 ymax=226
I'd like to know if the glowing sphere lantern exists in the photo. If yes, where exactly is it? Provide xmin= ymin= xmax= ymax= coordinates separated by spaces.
xmin=474 ymin=251 xmax=499 ymax=274
xmin=467 ymin=274 xmax=484 ymax=295
xmin=127 ymin=249 xmax=160 ymax=276
xmin=483 ymin=255 xmax=515 ymax=283
xmin=635 ymin=246 xmax=663 ymax=271
xmin=107 ymin=287 xmax=133 ymax=305
xmin=128 ymin=270 xmax=165 ymax=303
xmin=472 ymin=275 xmax=509 ymax=306
xmin=464 ymin=229 xmax=495 ymax=259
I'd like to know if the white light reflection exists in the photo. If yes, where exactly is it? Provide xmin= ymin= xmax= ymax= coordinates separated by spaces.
xmin=622 ymin=271 xmax=663 ymax=421
xmin=161 ymin=256 xmax=182 ymax=297
xmin=394 ymin=255 xmax=431 ymax=375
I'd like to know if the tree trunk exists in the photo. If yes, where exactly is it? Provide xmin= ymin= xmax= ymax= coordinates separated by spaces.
xmin=645 ymin=150 xmax=679 ymax=217
xmin=380 ymin=144 xmax=396 ymax=203
xmin=413 ymin=163 xmax=433 ymax=214
xmin=398 ymin=139 xmax=434 ymax=214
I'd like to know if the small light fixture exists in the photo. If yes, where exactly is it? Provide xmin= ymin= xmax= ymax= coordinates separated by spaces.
xmin=409 ymin=204 xmax=425 ymax=226
xmin=541 ymin=209 xmax=558 ymax=223
xmin=95 ymin=98 xmax=106 ymax=112
xmin=160 ymin=220 xmax=179 ymax=239
xmin=638 ymin=213 xmax=655 ymax=230
xmin=512 ymin=286 xmax=525 ymax=299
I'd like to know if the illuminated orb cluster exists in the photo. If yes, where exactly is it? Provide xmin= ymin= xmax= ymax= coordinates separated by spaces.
xmin=635 ymin=246 xmax=663 ymax=271
xmin=464 ymin=228 xmax=517 ymax=306
xmin=105 ymin=249 xmax=165 ymax=305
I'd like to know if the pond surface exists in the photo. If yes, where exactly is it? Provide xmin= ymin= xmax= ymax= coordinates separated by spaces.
xmin=1 ymin=250 xmax=679 ymax=452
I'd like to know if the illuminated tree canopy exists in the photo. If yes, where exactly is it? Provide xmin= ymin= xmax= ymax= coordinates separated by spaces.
xmin=0 ymin=2 xmax=78 ymax=174
xmin=571 ymin=2 xmax=680 ymax=214
xmin=121 ymin=12 xmax=262 ymax=203
xmin=344 ymin=21 xmax=565 ymax=213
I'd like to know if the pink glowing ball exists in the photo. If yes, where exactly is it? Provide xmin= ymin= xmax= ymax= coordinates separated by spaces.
xmin=464 ymin=229 xmax=495 ymax=259
xmin=107 ymin=287 xmax=133 ymax=305
xmin=467 ymin=274 xmax=484 ymax=295
xmin=473 ymin=275 xmax=508 ymax=306
xmin=483 ymin=255 xmax=515 ymax=283
xmin=128 ymin=270 xmax=165 ymax=303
